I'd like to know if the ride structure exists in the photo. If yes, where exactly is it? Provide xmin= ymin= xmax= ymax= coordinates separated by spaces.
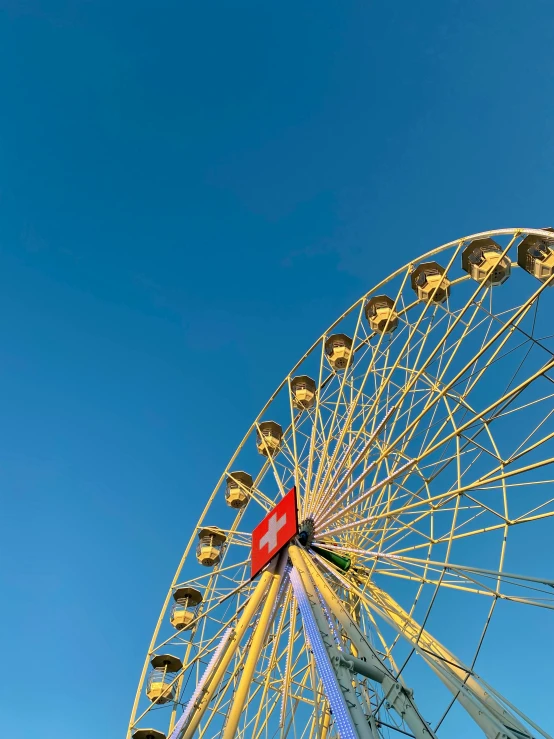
xmin=128 ymin=228 xmax=554 ymax=739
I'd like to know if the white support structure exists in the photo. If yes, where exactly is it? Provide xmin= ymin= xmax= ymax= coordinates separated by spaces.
xmin=340 ymin=562 xmax=548 ymax=739
xmin=290 ymin=546 xmax=437 ymax=739
xmin=289 ymin=565 xmax=377 ymax=739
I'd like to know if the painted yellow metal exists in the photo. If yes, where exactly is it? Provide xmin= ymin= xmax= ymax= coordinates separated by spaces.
xmin=180 ymin=567 xmax=274 ymax=739
xmin=518 ymin=230 xmax=554 ymax=281
xmin=364 ymin=294 xmax=398 ymax=334
xmin=225 ymin=471 xmax=253 ymax=508
xmin=129 ymin=508 xmax=263 ymax=735
xmin=351 ymin=572 xmax=529 ymax=736
xmin=309 ymin=298 xmax=367 ymax=513
xmin=250 ymin=588 xmax=292 ymax=739
xmin=127 ymin=228 xmax=554 ymax=739
xmin=309 ymin=253 xmax=435 ymax=518
xmin=145 ymin=656 xmax=182 ymax=704
xmin=256 ymin=420 xmax=283 ymax=457
xmin=290 ymin=546 xmax=385 ymax=684
xmin=196 ymin=527 xmax=227 ymax=567
xmin=411 ymin=261 xmax=451 ymax=303
xmin=169 ymin=587 xmax=202 ymax=631
xmin=320 ymin=709 xmax=331 ymax=739
xmin=146 ymin=680 xmax=175 ymax=704
xmin=312 ymin=236 xmax=509 ymax=525
xmin=462 ymin=238 xmax=511 ymax=285
xmin=132 ymin=730 xmax=166 ymax=739
xmin=167 ymin=638 xmax=195 ymax=734
xmin=325 ymin=333 xmax=353 ymax=370
xmin=222 ymin=551 xmax=286 ymax=739
xmin=290 ymin=375 xmax=317 ymax=410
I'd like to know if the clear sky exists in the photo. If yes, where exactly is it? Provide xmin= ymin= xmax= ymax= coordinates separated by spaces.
xmin=1 ymin=2 xmax=553 ymax=738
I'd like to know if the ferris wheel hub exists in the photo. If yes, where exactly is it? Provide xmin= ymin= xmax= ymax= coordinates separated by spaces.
xmin=298 ymin=517 xmax=315 ymax=547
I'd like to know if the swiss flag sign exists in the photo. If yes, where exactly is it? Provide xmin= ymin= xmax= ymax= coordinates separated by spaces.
xmin=251 ymin=487 xmax=298 ymax=579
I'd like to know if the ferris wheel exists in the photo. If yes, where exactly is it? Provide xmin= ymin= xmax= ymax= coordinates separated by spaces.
xmin=127 ymin=228 xmax=554 ymax=739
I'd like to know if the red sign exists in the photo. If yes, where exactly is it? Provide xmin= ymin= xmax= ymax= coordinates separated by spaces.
xmin=251 ymin=487 xmax=298 ymax=578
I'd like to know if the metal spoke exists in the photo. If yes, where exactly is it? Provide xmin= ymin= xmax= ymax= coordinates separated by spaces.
xmin=128 ymin=228 xmax=554 ymax=739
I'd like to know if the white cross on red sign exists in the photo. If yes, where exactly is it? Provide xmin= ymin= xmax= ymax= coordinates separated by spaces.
xmin=251 ymin=487 xmax=298 ymax=578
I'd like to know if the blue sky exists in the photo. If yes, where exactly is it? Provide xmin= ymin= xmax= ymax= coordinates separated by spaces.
xmin=1 ymin=1 xmax=553 ymax=737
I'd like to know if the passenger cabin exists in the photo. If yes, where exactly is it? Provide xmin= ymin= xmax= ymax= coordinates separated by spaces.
xmin=411 ymin=262 xmax=450 ymax=304
xmin=225 ymin=471 xmax=253 ymax=508
xmin=170 ymin=586 xmax=203 ymax=630
xmin=325 ymin=334 xmax=352 ymax=370
xmin=196 ymin=527 xmax=227 ymax=567
xmin=132 ymin=730 xmax=167 ymax=739
xmin=256 ymin=421 xmax=282 ymax=457
xmin=462 ymin=238 xmax=511 ymax=285
xmin=146 ymin=654 xmax=183 ymax=704
xmin=517 ymin=229 xmax=554 ymax=283
xmin=364 ymin=295 xmax=398 ymax=334
xmin=291 ymin=375 xmax=316 ymax=409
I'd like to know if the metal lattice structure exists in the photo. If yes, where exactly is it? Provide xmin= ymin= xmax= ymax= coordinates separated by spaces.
xmin=128 ymin=228 xmax=554 ymax=739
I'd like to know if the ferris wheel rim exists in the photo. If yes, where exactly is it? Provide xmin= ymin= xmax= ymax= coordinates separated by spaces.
xmin=128 ymin=225 xmax=554 ymax=739
xmin=212 ymin=226 xmax=553 ymax=496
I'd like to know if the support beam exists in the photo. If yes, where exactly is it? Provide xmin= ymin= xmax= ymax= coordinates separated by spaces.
xmin=320 ymin=709 xmax=331 ymax=739
xmin=350 ymin=570 xmax=545 ymax=739
xmin=177 ymin=567 xmax=274 ymax=739
xmin=371 ymin=552 xmax=554 ymax=589
xmin=289 ymin=565 xmax=374 ymax=739
xmin=222 ymin=551 xmax=287 ymax=739
xmin=290 ymin=546 xmax=437 ymax=739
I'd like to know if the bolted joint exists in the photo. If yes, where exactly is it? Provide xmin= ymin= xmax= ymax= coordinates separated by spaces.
xmin=382 ymin=676 xmax=418 ymax=719
xmin=334 ymin=651 xmax=385 ymax=683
